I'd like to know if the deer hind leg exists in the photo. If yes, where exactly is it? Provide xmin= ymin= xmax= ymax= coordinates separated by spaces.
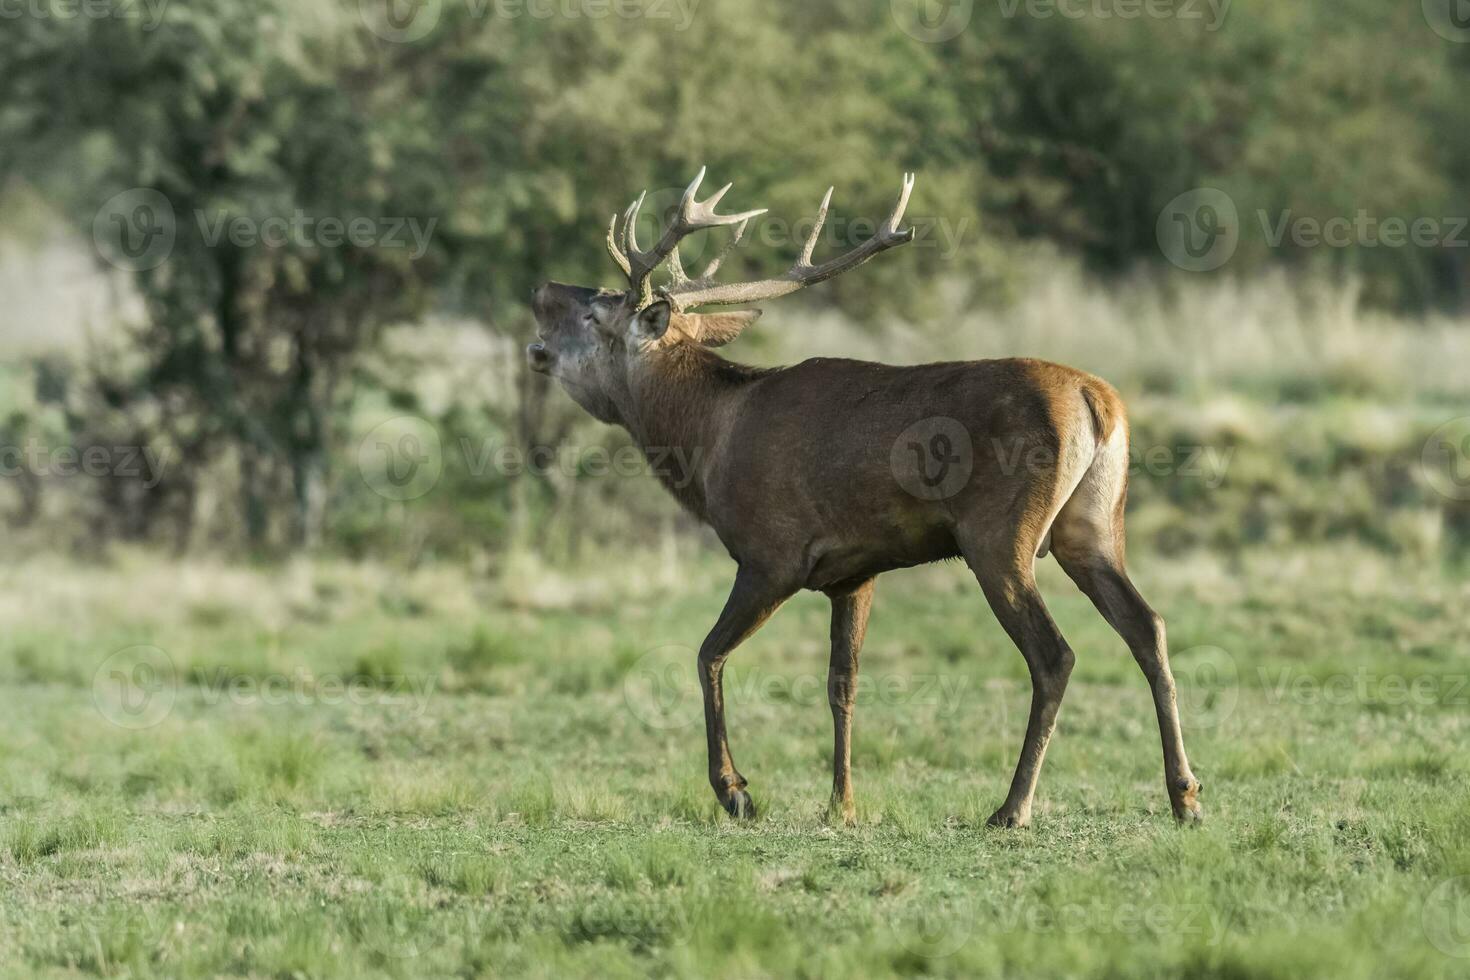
xmin=957 ymin=518 xmax=1077 ymax=829
xmin=825 ymin=579 xmax=875 ymax=826
xmin=697 ymin=566 xmax=793 ymax=820
xmin=1050 ymin=433 xmax=1203 ymax=822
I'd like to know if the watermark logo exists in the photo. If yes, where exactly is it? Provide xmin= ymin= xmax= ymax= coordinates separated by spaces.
xmin=891 ymin=0 xmax=974 ymax=42
xmin=1157 ymin=188 xmax=1239 ymax=272
xmin=1162 ymin=189 xmax=1470 ymax=271
xmin=1424 ymin=0 xmax=1470 ymax=42
xmin=891 ymin=417 xmax=974 ymax=501
xmin=358 ymin=416 xmax=444 ymax=501
xmin=1423 ymin=876 xmax=1470 ymax=958
xmin=1421 ymin=417 xmax=1470 ymax=501
xmin=1172 ymin=645 xmax=1239 ymax=730
xmin=93 ymin=189 xmax=177 ymax=272
xmin=359 ymin=0 xmax=442 ymax=42
xmin=93 ymin=645 xmax=177 ymax=729
xmin=93 ymin=189 xmax=438 ymax=269
xmin=889 ymin=900 xmax=974 ymax=958
xmin=622 ymin=644 xmax=703 ymax=731
xmin=572 ymin=900 xmax=692 ymax=947
xmin=353 ymin=906 xmax=428 ymax=961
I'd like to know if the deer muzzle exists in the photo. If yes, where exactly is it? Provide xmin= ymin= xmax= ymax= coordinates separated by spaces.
xmin=525 ymin=342 xmax=552 ymax=374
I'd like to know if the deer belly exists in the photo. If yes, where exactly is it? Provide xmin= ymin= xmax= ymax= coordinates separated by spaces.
xmin=804 ymin=517 xmax=961 ymax=588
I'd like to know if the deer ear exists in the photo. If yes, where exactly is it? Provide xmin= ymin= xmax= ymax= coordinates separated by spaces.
xmin=682 ymin=309 xmax=762 ymax=347
xmin=631 ymin=300 xmax=673 ymax=342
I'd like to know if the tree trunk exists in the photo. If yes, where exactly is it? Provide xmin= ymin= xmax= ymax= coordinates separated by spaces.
xmin=291 ymin=446 xmax=327 ymax=551
xmin=240 ymin=447 xmax=268 ymax=547
xmin=287 ymin=345 xmax=331 ymax=552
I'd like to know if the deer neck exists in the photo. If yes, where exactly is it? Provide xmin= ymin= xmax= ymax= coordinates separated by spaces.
xmin=619 ymin=345 xmax=757 ymax=519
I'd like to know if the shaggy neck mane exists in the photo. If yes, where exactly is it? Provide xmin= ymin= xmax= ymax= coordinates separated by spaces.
xmin=622 ymin=344 xmax=771 ymax=519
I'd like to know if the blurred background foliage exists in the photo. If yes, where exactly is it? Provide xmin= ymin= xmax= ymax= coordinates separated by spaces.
xmin=0 ymin=0 xmax=1468 ymax=565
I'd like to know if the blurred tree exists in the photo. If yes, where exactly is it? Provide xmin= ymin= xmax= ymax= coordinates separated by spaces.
xmin=3 ymin=0 xmax=1469 ymax=556
xmin=0 ymin=0 xmax=445 ymax=549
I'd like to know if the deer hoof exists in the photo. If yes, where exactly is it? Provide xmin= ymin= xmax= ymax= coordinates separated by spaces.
xmin=826 ymin=798 xmax=857 ymax=828
xmin=1171 ymin=778 xmax=1204 ymax=824
xmin=986 ymin=807 xmax=1031 ymax=829
xmin=722 ymin=789 xmax=757 ymax=821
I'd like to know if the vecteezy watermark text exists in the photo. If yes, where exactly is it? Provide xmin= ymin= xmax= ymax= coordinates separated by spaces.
xmin=0 ymin=0 xmax=170 ymax=28
xmin=358 ymin=0 xmax=701 ymax=44
xmin=93 ymin=189 xmax=439 ymax=272
xmin=622 ymin=644 xmax=974 ymax=731
xmin=891 ymin=0 xmax=1228 ymax=43
xmin=93 ymin=645 xmax=437 ymax=729
xmin=0 ymin=441 xmax=170 ymax=488
xmin=1258 ymin=668 xmax=1469 ymax=709
xmin=1159 ymin=187 xmax=1470 ymax=272
xmin=889 ymin=895 xmax=1232 ymax=961
xmin=462 ymin=439 xmax=705 ymax=489
xmin=357 ymin=418 xmax=713 ymax=503
xmin=1258 ymin=211 xmax=1470 ymax=250
xmin=991 ymin=437 xmax=1234 ymax=489
xmin=195 ymin=211 xmax=437 ymax=259
xmin=750 ymin=213 xmax=974 ymax=261
xmin=192 ymin=667 xmax=436 ymax=715
xmin=995 ymin=0 xmax=1229 ymax=30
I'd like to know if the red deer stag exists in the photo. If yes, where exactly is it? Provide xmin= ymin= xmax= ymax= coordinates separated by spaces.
xmin=528 ymin=170 xmax=1202 ymax=828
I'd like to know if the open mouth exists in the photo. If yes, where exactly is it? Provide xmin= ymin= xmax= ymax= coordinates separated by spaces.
xmin=525 ymin=342 xmax=552 ymax=374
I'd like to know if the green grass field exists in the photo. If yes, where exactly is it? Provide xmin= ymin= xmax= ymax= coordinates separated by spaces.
xmin=2 ymin=545 xmax=1468 ymax=978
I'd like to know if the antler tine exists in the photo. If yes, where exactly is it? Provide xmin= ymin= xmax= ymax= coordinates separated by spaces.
xmin=799 ymin=187 xmax=834 ymax=268
xmin=668 ymin=216 xmax=752 ymax=295
xmin=668 ymin=245 xmax=691 ymax=288
xmin=606 ymin=213 xmax=632 ymax=277
xmin=664 ymin=173 xmax=918 ymax=311
xmin=611 ymin=167 xmax=769 ymax=308
xmin=702 ymin=181 xmax=733 ymax=212
xmin=886 ymin=172 xmax=916 ymax=235
xmin=699 ymin=217 xmax=750 ymax=281
xmin=621 ymin=192 xmax=648 ymax=258
xmin=664 ymin=171 xmax=716 ymax=288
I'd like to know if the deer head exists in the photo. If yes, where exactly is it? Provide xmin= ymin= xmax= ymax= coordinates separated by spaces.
xmin=528 ymin=169 xmax=916 ymax=421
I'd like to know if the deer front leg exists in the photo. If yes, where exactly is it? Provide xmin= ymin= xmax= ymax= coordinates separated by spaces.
xmin=826 ymin=579 xmax=875 ymax=826
xmin=697 ymin=567 xmax=792 ymax=819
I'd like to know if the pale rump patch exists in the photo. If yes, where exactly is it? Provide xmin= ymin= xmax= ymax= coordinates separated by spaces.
xmin=1033 ymin=388 xmax=1110 ymax=568
xmin=1051 ymin=421 xmax=1130 ymax=562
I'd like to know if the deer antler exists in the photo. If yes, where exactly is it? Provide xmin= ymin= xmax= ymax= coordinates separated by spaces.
xmin=661 ymin=173 xmax=916 ymax=311
xmin=605 ymin=167 xmax=767 ymax=309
